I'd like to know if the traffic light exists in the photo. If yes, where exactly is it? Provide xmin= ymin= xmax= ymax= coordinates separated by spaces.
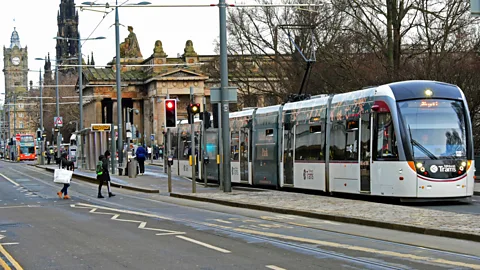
xmin=187 ymin=103 xmax=200 ymax=124
xmin=164 ymin=99 xmax=177 ymax=128
xmin=36 ymin=130 xmax=42 ymax=140
xmin=199 ymin=111 xmax=211 ymax=129
xmin=212 ymin=104 xmax=219 ymax=128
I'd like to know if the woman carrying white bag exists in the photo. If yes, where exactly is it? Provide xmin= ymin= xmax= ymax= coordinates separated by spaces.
xmin=54 ymin=152 xmax=74 ymax=199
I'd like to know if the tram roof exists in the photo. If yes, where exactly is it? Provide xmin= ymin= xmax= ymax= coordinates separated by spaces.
xmin=283 ymin=96 xmax=329 ymax=111
xmin=255 ymin=104 xmax=281 ymax=115
xmin=230 ymin=109 xmax=255 ymax=118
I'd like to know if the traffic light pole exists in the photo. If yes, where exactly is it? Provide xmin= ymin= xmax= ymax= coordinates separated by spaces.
xmin=203 ymin=96 xmax=207 ymax=187
xmin=190 ymin=86 xmax=196 ymax=193
xmin=219 ymin=0 xmax=232 ymax=192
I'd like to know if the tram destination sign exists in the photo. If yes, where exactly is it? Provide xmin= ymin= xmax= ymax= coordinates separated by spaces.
xmin=91 ymin=124 xmax=112 ymax=132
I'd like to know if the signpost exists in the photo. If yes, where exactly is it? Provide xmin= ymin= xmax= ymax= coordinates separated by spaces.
xmin=54 ymin=117 xmax=63 ymax=127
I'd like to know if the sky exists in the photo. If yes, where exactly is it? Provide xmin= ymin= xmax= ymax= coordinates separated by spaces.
xmin=0 ymin=0 xmax=258 ymax=104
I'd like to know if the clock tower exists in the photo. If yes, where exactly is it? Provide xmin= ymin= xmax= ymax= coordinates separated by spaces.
xmin=3 ymin=27 xmax=30 ymax=138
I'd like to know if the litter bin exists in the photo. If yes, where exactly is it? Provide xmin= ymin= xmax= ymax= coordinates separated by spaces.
xmin=128 ymin=158 xmax=138 ymax=178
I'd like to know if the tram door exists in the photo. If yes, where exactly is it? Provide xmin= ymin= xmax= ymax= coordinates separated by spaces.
xmin=360 ymin=114 xmax=371 ymax=192
xmin=283 ymin=124 xmax=294 ymax=185
xmin=240 ymin=127 xmax=249 ymax=182
xmin=204 ymin=129 xmax=220 ymax=182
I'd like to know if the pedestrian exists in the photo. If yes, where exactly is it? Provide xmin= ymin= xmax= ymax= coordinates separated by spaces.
xmin=60 ymin=152 xmax=75 ymax=171
xmin=97 ymin=151 xmax=115 ymax=198
xmin=135 ymin=143 xmax=146 ymax=175
xmin=56 ymin=152 xmax=73 ymax=200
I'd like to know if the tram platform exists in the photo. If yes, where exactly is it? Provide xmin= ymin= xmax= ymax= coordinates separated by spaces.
xmin=33 ymin=163 xmax=480 ymax=242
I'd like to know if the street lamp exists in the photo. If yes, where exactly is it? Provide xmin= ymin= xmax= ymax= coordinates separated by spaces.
xmin=35 ymin=57 xmax=76 ymax=159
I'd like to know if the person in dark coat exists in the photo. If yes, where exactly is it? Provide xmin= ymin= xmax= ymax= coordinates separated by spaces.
xmin=60 ymin=152 xmax=74 ymax=171
xmin=98 ymin=151 xmax=115 ymax=198
xmin=135 ymin=144 xmax=147 ymax=175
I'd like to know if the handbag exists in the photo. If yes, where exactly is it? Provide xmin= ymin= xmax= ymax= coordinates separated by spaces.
xmin=54 ymin=160 xmax=73 ymax=184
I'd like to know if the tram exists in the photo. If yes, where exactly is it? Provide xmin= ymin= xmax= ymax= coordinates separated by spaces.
xmin=168 ymin=80 xmax=475 ymax=199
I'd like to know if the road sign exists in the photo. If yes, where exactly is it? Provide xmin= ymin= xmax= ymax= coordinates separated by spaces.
xmin=15 ymin=134 xmax=20 ymax=141
xmin=91 ymin=124 xmax=111 ymax=132
xmin=54 ymin=116 xmax=63 ymax=127
xmin=150 ymin=134 xmax=154 ymax=140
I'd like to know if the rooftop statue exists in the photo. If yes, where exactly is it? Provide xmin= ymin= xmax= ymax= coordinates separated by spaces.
xmin=183 ymin=40 xmax=197 ymax=57
xmin=120 ymin=26 xmax=142 ymax=58
xmin=153 ymin=40 xmax=167 ymax=57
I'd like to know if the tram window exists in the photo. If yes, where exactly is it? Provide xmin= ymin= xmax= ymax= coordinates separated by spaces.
xmin=266 ymin=129 xmax=274 ymax=137
xmin=296 ymin=123 xmax=325 ymax=161
xmin=375 ymin=113 xmax=398 ymax=160
xmin=346 ymin=123 xmax=359 ymax=161
xmin=231 ymin=132 xmax=240 ymax=161
xmin=330 ymin=120 xmax=346 ymax=160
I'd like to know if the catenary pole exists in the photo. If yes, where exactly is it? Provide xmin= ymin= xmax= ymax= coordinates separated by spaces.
xmin=219 ymin=0 xmax=231 ymax=192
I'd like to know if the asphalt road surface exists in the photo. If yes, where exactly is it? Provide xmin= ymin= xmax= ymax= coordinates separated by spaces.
xmin=1 ymin=161 xmax=480 ymax=269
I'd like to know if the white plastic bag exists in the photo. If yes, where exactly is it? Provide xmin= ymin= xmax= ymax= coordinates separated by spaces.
xmin=54 ymin=168 xmax=72 ymax=184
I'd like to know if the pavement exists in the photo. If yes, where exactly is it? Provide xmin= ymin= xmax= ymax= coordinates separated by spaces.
xmin=33 ymin=162 xmax=480 ymax=243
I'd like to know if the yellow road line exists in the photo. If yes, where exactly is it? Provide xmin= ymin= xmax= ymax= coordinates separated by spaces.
xmin=0 ymin=254 xmax=12 ymax=270
xmin=0 ymin=244 xmax=22 ymax=270
xmin=0 ymin=174 xmax=19 ymax=187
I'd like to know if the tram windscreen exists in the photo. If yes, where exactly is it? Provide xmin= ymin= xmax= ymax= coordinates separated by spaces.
xmin=398 ymin=99 xmax=467 ymax=159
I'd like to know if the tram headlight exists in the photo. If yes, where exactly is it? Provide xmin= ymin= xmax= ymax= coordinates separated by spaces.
xmin=416 ymin=162 xmax=423 ymax=168
xmin=461 ymin=161 xmax=467 ymax=167
xmin=459 ymin=166 xmax=465 ymax=171
xmin=425 ymin=89 xmax=433 ymax=97
xmin=420 ymin=167 xmax=425 ymax=172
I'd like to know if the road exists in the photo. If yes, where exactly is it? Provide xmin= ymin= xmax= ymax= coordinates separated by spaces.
xmin=1 ymin=161 xmax=480 ymax=269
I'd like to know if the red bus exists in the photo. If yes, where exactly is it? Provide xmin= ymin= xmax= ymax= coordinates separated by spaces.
xmin=18 ymin=134 xmax=36 ymax=161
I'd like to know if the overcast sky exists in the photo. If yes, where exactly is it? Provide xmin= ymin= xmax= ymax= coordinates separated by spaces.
xmin=0 ymin=0 xmax=259 ymax=103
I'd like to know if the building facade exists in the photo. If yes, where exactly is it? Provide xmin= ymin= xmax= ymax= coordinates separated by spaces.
xmin=81 ymin=29 xmax=282 ymax=147
xmin=3 ymin=27 xmax=35 ymax=138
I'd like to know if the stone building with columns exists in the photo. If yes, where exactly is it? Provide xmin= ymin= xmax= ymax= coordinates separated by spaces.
xmin=81 ymin=38 xmax=211 ymax=147
xmin=80 ymin=26 xmax=284 ymax=147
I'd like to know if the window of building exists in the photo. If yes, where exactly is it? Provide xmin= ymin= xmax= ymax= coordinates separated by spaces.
xmin=18 ymin=113 xmax=23 ymax=118
xmin=19 ymin=122 xmax=24 ymax=129
xmin=374 ymin=113 xmax=398 ymax=160
xmin=295 ymin=123 xmax=325 ymax=161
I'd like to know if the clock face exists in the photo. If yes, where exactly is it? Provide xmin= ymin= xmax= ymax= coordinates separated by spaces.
xmin=11 ymin=57 xmax=20 ymax=66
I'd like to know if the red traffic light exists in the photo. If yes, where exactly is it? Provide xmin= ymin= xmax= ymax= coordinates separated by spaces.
xmin=166 ymin=100 xmax=174 ymax=109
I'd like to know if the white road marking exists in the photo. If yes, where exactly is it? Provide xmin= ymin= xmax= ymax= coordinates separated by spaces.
xmin=266 ymin=265 xmax=286 ymax=270
xmin=74 ymin=203 xmax=172 ymax=220
xmin=0 ymin=173 xmax=19 ymax=186
xmin=0 ymin=234 xmax=4 ymax=240
xmin=0 ymin=243 xmax=18 ymax=246
xmin=208 ymin=219 xmax=232 ymax=224
xmin=0 ymin=205 xmax=40 ymax=209
xmin=176 ymin=235 xmax=231 ymax=253
xmin=73 ymin=205 xmax=185 ymax=236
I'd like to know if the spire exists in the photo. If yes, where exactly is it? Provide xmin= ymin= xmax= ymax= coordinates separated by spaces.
xmin=10 ymin=27 xmax=21 ymax=49
xmin=91 ymin=52 xmax=95 ymax=66
xmin=87 ymin=55 xmax=90 ymax=65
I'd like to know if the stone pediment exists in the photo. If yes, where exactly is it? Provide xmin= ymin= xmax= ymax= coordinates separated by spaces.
xmin=148 ymin=69 xmax=208 ymax=83
xmin=159 ymin=69 xmax=205 ymax=78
